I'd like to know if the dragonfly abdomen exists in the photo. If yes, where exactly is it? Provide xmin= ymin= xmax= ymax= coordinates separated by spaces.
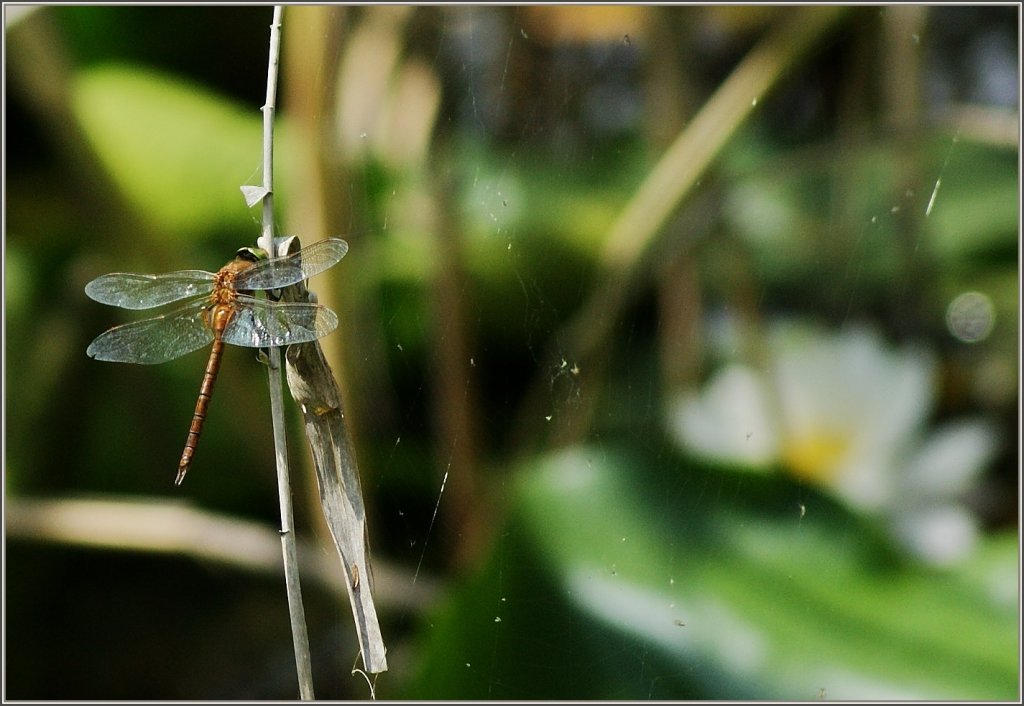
xmin=175 ymin=305 xmax=234 ymax=485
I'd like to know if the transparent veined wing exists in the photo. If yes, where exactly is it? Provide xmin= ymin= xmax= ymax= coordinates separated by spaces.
xmin=86 ymin=298 xmax=214 ymax=364
xmin=235 ymin=238 xmax=349 ymax=291
xmin=85 ymin=270 xmax=216 ymax=310
xmin=221 ymin=295 xmax=339 ymax=348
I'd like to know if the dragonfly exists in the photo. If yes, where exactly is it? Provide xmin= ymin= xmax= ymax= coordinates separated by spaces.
xmin=85 ymin=237 xmax=349 ymax=485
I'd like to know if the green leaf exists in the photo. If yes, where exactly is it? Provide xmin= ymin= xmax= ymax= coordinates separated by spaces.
xmin=407 ymin=444 xmax=1017 ymax=699
xmin=71 ymin=64 xmax=263 ymax=237
xmin=515 ymin=445 xmax=1018 ymax=700
xmin=924 ymin=139 xmax=1018 ymax=261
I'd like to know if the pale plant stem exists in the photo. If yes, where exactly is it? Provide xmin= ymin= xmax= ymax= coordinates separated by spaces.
xmin=259 ymin=5 xmax=315 ymax=699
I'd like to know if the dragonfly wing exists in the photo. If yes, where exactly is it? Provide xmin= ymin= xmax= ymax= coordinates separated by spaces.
xmin=235 ymin=238 xmax=349 ymax=291
xmin=221 ymin=295 xmax=339 ymax=348
xmin=87 ymin=298 xmax=214 ymax=364
xmin=85 ymin=270 xmax=216 ymax=310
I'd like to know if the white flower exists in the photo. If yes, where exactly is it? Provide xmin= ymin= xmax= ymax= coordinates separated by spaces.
xmin=667 ymin=321 xmax=999 ymax=565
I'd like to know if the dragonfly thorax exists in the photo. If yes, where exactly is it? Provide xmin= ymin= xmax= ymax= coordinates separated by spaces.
xmin=213 ymin=256 xmax=259 ymax=295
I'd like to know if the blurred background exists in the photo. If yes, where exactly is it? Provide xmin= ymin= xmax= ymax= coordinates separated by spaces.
xmin=3 ymin=5 xmax=1019 ymax=700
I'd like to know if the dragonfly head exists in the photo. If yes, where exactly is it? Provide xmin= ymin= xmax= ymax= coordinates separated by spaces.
xmin=234 ymin=246 xmax=269 ymax=263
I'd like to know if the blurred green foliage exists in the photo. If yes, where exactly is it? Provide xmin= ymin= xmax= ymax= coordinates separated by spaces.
xmin=72 ymin=65 xmax=264 ymax=236
xmin=4 ymin=5 xmax=1018 ymax=700
xmin=409 ymin=445 xmax=1017 ymax=699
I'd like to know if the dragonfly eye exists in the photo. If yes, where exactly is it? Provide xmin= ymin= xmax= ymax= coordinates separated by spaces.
xmin=235 ymin=246 xmax=268 ymax=263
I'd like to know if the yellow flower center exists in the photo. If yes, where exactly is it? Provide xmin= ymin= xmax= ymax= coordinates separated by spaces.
xmin=781 ymin=432 xmax=851 ymax=484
